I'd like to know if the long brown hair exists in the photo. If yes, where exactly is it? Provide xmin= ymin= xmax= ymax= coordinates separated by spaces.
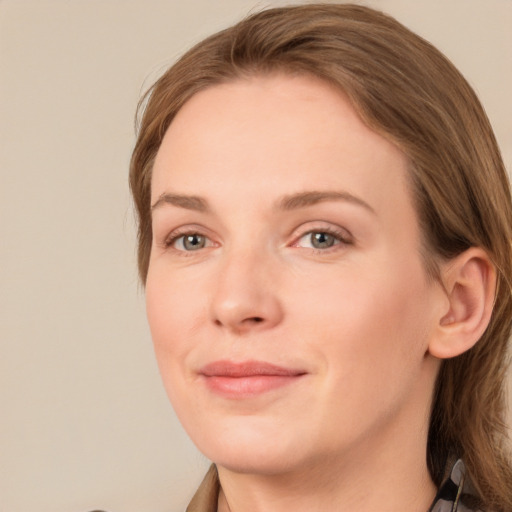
xmin=130 ymin=4 xmax=512 ymax=509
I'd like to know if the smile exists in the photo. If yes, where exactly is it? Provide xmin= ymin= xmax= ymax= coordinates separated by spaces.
xmin=198 ymin=360 xmax=307 ymax=399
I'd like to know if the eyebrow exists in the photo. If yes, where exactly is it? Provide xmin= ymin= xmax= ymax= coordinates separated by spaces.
xmin=277 ymin=190 xmax=376 ymax=214
xmin=151 ymin=190 xmax=375 ymax=214
xmin=151 ymin=193 xmax=209 ymax=212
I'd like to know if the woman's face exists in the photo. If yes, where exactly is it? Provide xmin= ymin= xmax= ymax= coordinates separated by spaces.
xmin=146 ymin=74 xmax=443 ymax=475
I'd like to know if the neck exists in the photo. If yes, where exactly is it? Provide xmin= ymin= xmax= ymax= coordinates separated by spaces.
xmin=218 ymin=447 xmax=436 ymax=512
xmin=216 ymin=403 xmax=437 ymax=512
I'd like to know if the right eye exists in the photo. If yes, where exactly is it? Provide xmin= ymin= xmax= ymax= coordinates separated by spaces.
xmin=170 ymin=233 xmax=210 ymax=251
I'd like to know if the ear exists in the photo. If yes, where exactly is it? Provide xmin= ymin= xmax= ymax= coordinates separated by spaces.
xmin=428 ymin=247 xmax=496 ymax=359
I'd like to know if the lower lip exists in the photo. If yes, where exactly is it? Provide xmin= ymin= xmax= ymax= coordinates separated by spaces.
xmin=202 ymin=374 xmax=304 ymax=399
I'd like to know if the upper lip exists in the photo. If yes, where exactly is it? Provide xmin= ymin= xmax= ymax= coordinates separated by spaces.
xmin=199 ymin=360 xmax=306 ymax=378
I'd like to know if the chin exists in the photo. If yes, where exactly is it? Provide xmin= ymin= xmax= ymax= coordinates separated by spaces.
xmin=190 ymin=419 xmax=308 ymax=475
xmin=211 ymin=447 xmax=302 ymax=476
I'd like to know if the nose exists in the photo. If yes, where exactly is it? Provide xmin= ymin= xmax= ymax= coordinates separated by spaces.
xmin=210 ymin=248 xmax=284 ymax=335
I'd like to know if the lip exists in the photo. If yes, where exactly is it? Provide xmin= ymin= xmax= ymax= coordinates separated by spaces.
xmin=198 ymin=360 xmax=307 ymax=399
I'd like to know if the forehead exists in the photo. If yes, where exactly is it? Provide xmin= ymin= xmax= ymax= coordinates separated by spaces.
xmin=152 ymin=73 xmax=412 ymax=218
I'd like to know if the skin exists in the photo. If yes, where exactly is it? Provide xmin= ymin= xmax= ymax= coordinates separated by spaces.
xmin=146 ymin=74 xmax=451 ymax=512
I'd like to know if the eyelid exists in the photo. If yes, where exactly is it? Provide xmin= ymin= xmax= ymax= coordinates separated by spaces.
xmin=161 ymin=225 xmax=218 ymax=251
xmin=157 ymin=222 xmax=353 ymax=253
xmin=289 ymin=223 xmax=354 ymax=249
xmin=172 ymin=233 xmax=213 ymax=251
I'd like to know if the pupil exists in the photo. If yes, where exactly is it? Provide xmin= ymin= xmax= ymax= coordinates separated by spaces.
xmin=184 ymin=234 xmax=205 ymax=250
xmin=312 ymin=232 xmax=334 ymax=249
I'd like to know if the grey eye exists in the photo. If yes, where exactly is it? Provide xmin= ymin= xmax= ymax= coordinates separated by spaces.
xmin=310 ymin=232 xmax=337 ymax=249
xmin=181 ymin=234 xmax=206 ymax=251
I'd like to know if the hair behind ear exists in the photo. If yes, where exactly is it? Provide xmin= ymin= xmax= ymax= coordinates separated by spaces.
xmin=427 ymin=247 xmax=512 ymax=509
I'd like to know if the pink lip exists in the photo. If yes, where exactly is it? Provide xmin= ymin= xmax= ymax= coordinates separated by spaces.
xmin=199 ymin=360 xmax=307 ymax=399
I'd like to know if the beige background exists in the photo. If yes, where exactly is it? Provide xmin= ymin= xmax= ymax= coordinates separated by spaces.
xmin=1 ymin=1 xmax=511 ymax=511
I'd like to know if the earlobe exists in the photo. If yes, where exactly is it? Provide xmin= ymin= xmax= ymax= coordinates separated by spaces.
xmin=428 ymin=248 xmax=496 ymax=359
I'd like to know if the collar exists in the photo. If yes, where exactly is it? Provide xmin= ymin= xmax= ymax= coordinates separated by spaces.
xmin=186 ymin=459 xmax=479 ymax=512
xmin=186 ymin=464 xmax=219 ymax=512
xmin=429 ymin=459 xmax=482 ymax=512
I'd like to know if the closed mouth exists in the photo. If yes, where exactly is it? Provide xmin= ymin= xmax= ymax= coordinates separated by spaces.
xmin=198 ymin=360 xmax=307 ymax=398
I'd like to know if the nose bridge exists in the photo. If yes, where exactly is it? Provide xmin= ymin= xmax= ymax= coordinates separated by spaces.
xmin=210 ymin=238 xmax=283 ymax=333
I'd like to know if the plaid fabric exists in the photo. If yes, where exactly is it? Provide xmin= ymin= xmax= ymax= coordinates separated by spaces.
xmin=429 ymin=459 xmax=481 ymax=512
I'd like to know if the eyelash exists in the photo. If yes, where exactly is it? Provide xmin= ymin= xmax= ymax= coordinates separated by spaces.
xmin=292 ymin=226 xmax=353 ymax=253
xmin=162 ymin=226 xmax=353 ymax=254
xmin=164 ymin=228 xmax=214 ymax=252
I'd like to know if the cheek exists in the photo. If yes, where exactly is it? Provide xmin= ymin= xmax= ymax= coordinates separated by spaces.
xmin=146 ymin=279 xmax=175 ymax=354
xmin=292 ymin=258 xmax=433 ymax=386
xmin=145 ymin=273 xmax=206 ymax=422
xmin=301 ymin=266 xmax=435 ymax=442
xmin=145 ymin=270 xmax=204 ymax=375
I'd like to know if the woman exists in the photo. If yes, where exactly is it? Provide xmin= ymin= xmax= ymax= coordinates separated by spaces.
xmin=130 ymin=4 xmax=512 ymax=511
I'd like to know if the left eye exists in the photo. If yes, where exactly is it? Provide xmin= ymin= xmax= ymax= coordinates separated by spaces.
xmin=297 ymin=231 xmax=341 ymax=250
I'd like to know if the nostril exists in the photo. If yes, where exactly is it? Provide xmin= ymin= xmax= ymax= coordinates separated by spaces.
xmin=213 ymin=314 xmax=267 ymax=332
xmin=213 ymin=316 xmax=264 ymax=328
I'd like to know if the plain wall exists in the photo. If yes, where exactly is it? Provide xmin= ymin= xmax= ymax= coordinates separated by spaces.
xmin=1 ymin=1 xmax=511 ymax=511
